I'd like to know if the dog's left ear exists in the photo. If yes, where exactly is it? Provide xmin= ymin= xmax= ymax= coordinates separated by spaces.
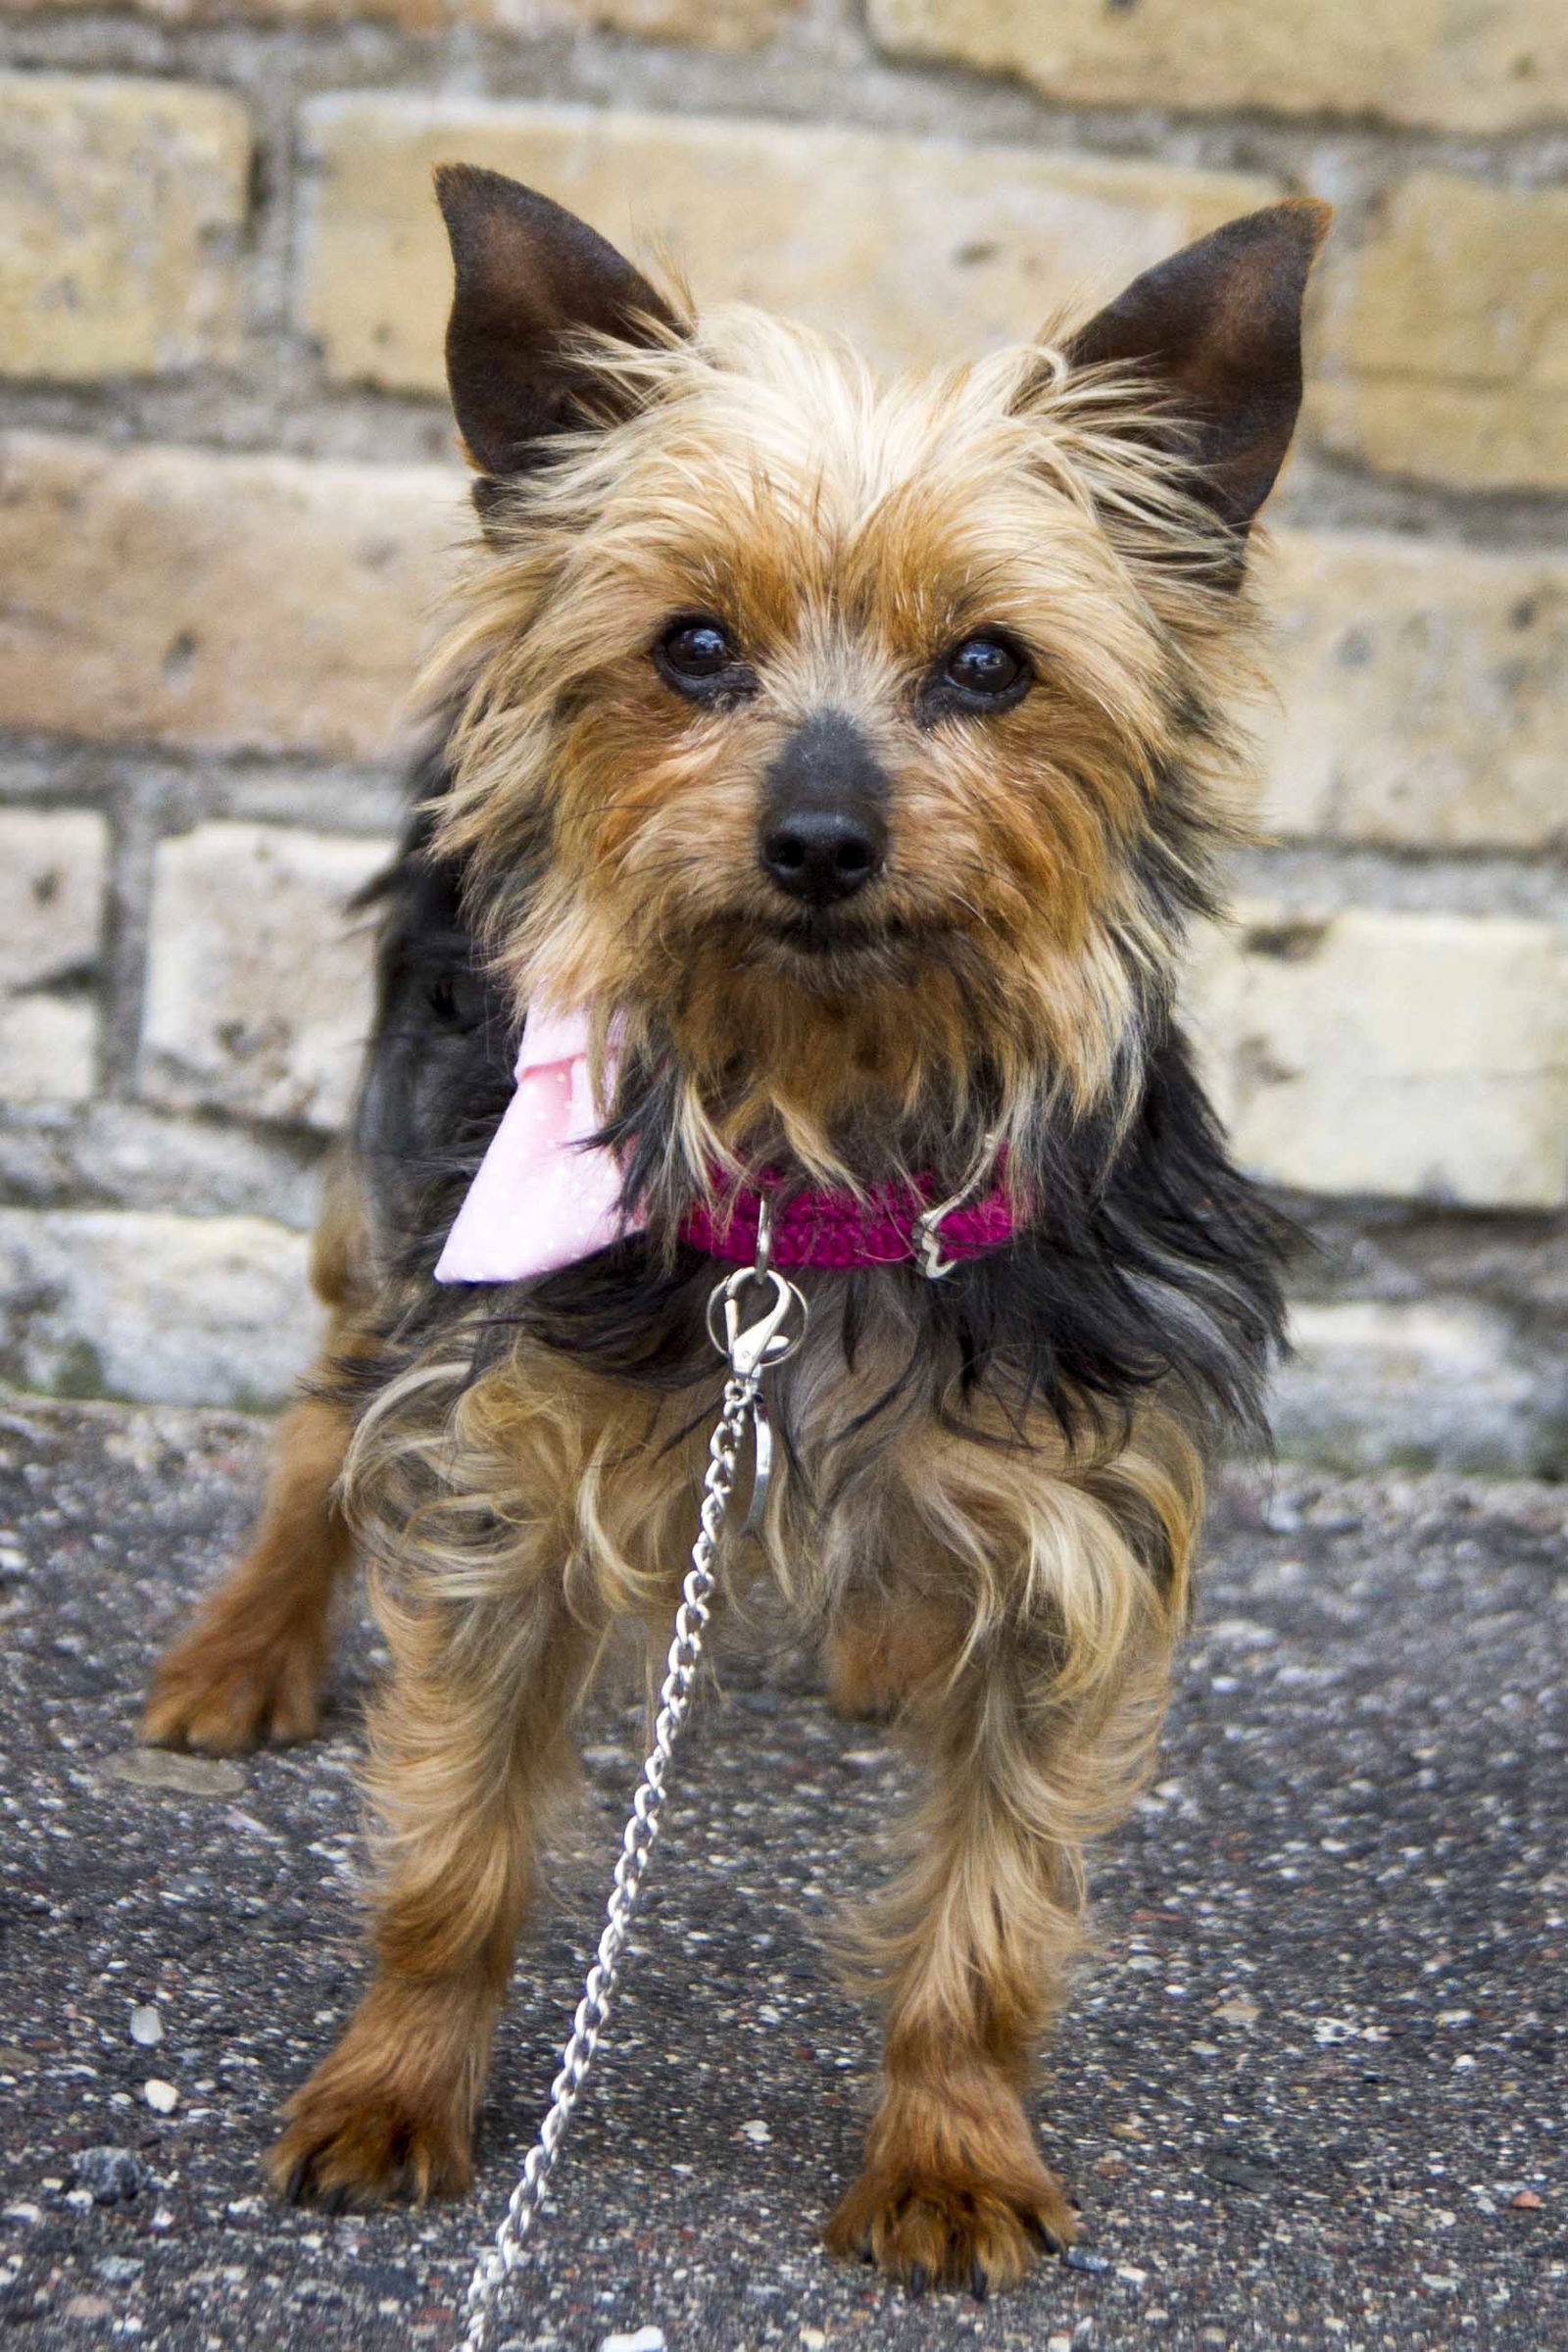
xmin=435 ymin=163 xmax=685 ymax=480
xmin=1063 ymin=198 xmax=1331 ymax=537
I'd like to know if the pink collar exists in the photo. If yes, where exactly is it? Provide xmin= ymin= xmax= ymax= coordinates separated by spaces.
xmin=434 ymin=1000 xmax=1015 ymax=1286
xmin=682 ymin=1173 xmax=1014 ymax=1276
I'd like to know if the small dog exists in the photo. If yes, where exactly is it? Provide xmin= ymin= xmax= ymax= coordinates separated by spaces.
xmin=144 ymin=169 xmax=1327 ymax=2292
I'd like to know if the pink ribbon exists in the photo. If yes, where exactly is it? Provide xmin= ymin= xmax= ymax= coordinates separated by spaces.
xmin=434 ymin=1003 xmax=642 ymax=1285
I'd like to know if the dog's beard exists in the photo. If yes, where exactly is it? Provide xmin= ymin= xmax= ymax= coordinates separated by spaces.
xmin=676 ymin=892 xmax=964 ymax=984
xmin=739 ymin=906 xmax=955 ymax=977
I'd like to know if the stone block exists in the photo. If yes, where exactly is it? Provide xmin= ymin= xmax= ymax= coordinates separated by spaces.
xmin=0 ymin=810 xmax=110 ymax=1104
xmin=867 ymin=0 xmax=1568 ymax=133
xmin=0 ymin=434 xmax=466 ymax=759
xmin=0 ymin=1207 xmax=318 ymax=1408
xmin=0 ymin=1101 xmax=325 ymax=1229
xmin=0 ymin=1001 xmax=98 ymax=1107
xmin=0 ymin=74 xmax=250 ymax=380
xmin=1265 ymin=531 xmax=1568 ymax=852
xmin=7 ymin=0 xmax=791 ymax=35
xmin=1310 ymin=173 xmax=1568 ymax=492
xmin=299 ymin=95 xmax=1277 ymax=386
xmin=0 ymin=810 xmax=110 ymax=994
xmin=3 ymin=0 xmax=445 ymax=18
xmin=485 ymin=0 xmax=796 ymax=38
xmin=1188 ymin=904 xmax=1568 ymax=1211
xmin=140 ymin=822 xmax=390 ymax=1132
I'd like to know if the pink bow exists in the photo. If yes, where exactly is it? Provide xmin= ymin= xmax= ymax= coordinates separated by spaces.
xmin=433 ymin=1002 xmax=643 ymax=1285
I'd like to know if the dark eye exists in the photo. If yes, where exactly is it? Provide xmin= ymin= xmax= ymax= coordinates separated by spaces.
xmin=941 ymin=633 xmax=1028 ymax=703
xmin=655 ymin=614 xmax=741 ymax=694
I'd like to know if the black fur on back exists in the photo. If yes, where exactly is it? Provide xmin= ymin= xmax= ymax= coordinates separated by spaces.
xmin=342 ymin=735 xmax=1290 ymax=1455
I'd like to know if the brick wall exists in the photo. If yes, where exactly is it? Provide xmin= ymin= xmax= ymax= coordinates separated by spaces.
xmin=0 ymin=2 xmax=1564 ymax=1469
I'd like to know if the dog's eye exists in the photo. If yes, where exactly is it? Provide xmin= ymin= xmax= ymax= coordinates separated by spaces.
xmin=941 ymin=634 xmax=1027 ymax=702
xmin=662 ymin=619 xmax=731 ymax=676
xmin=655 ymin=615 xmax=743 ymax=696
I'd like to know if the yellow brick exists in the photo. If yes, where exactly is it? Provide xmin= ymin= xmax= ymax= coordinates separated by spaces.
xmin=1310 ymin=172 xmax=1568 ymax=492
xmin=483 ymin=0 xmax=796 ymax=41
xmin=0 ymin=1206 xmax=320 ymax=1408
xmin=142 ymin=822 xmax=389 ymax=1131
xmin=1311 ymin=378 xmax=1568 ymax=496
xmin=0 ymin=434 xmax=466 ymax=759
xmin=0 ymin=74 xmax=251 ymax=380
xmin=5 ymin=0 xmax=790 ymax=34
xmin=0 ymin=997 xmax=98 ymax=1106
xmin=1 ymin=0 xmax=437 ymax=18
xmin=299 ymin=96 xmax=1277 ymax=388
xmin=1187 ymin=905 xmax=1568 ymax=1210
xmin=0 ymin=810 xmax=109 ymax=995
xmin=868 ymin=0 xmax=1568 ymax=134
xmin=0 ymin=809 xmax=109 ymax=1105
xmin=1264 ymin=530 xmax=1568 ymax=852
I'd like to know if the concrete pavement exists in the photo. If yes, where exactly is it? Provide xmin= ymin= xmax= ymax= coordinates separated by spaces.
xmin=2 ymin=1395 xmax=1565 ymax=2351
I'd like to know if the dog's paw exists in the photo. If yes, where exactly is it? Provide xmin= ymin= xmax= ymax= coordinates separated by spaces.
xmin=824 ymin=2156 xmax=1076 ymax=2296
xmin=268 ymin=2076 xmax=473 ymax=2212
xmin=142 ymin=1630 xmax=322 ymax=1755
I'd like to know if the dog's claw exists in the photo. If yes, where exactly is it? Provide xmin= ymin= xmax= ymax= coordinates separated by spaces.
xmin=321 ymin=2183 xmax=351 ymax=2218
xmin=284 ymin=2159 xmax=310 ymax=2207
xmin=825 ymin=2155 xmax=1076 ymax=2292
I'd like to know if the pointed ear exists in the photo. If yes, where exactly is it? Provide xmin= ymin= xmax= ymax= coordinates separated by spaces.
xmin=434 ymin=164 xmax=683 ymax=479
xmin=1063 ymin=199 xmax=1331 ymax=536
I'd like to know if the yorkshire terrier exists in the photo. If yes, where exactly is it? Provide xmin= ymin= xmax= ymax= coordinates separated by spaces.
xmin=144 ymin=169 xmax=1328 ymax=2293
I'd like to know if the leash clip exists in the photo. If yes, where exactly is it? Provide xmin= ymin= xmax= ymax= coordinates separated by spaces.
xmin=704 ymin=1194 xmax=807 ymax=1381
xmin=704 ymin=1196 xmax=808 ymax=1538
xmin=706 ymin=1263 xmax=808 ymax=1379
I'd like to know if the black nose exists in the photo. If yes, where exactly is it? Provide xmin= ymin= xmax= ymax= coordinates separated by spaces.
xmin=759 ymin=713 xmax=889 ymax=909
xmin=761 ymin=808 xmax=884 ymax=906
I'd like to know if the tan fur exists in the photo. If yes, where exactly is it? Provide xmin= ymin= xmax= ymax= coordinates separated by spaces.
xmin=429 ymin=314 xmax=1262 ymax=1197
xmin=146 ymin=247 xmax=1293 ymax=2286
xmin=254 ymin=1292 xmax=1200 ymax=2255
xmin=825 ymin=1596 xmax=956 ymax=1721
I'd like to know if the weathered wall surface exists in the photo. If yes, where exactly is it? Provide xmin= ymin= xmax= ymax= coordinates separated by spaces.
xmin=0 ymin=1 xmax=1565 ymax=1465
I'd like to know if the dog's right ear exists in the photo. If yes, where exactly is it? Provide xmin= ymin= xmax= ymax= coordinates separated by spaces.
xmin=435 ymin=164 xmax=683 ymax=480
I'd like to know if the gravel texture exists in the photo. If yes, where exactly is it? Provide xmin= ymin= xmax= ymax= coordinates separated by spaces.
xmin=2 ymin=1393 xmax=1565 ymax=2351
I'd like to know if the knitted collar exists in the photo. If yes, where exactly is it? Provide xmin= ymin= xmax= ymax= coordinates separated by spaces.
xmin=682 ymin=1169 xmax=1014 ymax=1279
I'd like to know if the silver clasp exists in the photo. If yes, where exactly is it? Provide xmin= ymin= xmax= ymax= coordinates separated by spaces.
xmin=703 ymin=1193 xmax=807 ymax=1380
xmin=705 ymin=1264 xmax=808 ymax=1379
xmin=910 ymin=1129 xmax=1004 ymax=1280
xmin=911 ymin=1186 xmax=965 ymax=1280
xmin=703 ymin=1193 xmax=808 ymax=1539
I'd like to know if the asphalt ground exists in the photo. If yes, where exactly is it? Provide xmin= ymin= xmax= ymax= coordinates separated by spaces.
xmin=2 ymin=1393 xmax=1565 ymax=2352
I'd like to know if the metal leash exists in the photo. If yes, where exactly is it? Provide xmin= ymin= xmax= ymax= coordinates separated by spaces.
xmin=456 ymin=1207 xmax=807 ymax=2352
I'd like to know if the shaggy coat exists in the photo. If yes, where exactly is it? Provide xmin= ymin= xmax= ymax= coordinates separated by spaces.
xmin=145 ymin=174 xmax=1327 ymax=2293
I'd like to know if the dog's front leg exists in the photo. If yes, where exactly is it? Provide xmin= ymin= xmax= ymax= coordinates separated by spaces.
xmin=825 ymin=1440 xmax=1195 ymax=2293
xmin=824 ymin=1640 xmax=1089 ymax=2290
xmin=269 ymin=1569 xmax=600 ymax=2209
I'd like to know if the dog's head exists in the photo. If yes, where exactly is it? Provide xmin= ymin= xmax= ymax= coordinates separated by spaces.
xmin=430 ymin=169 xmax=1327 ymax=1183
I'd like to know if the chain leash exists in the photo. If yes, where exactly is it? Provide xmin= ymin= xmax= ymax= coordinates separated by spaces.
xmin=456 ymin=1223 xmax=807 ymax=2352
